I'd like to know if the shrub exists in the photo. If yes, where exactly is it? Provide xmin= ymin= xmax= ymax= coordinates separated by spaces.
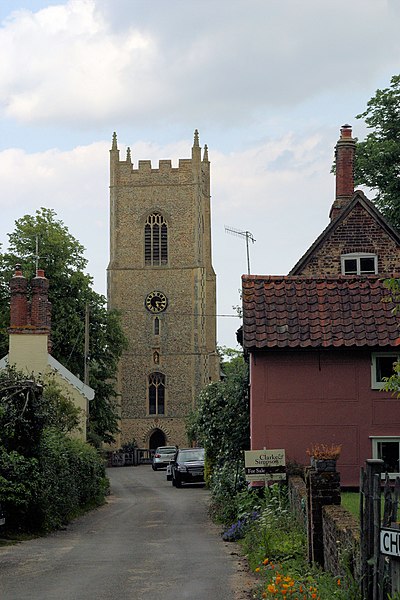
xmin=208 ymin=458 xmax=247 ymax=524
xmin=36 ymin=429 xmax=108 ymax=531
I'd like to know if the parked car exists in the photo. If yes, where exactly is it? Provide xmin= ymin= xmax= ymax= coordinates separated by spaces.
xmin=170 ymin=447 xmax=205 ymax=487
xmin=152 ymin=446 xmax=177 ymax=470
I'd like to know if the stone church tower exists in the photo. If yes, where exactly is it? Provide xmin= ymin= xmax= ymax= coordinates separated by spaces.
xmin=107 ymin=130 xmax=220 ymax=449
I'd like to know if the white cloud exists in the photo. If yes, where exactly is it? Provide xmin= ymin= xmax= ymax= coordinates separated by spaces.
xmin=0 ymin=0 xmax=399 ymax=128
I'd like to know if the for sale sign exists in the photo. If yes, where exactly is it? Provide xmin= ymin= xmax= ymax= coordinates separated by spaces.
xmin=244 ymin=449 xmax=286 ymax=482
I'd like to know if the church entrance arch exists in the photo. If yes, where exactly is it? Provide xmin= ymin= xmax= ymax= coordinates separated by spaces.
xmin=149 ymin=429 xmax=166 ymax=450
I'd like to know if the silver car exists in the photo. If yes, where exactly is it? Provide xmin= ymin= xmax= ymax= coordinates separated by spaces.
xmin=152 ymin=446 xmax=177 ymax=470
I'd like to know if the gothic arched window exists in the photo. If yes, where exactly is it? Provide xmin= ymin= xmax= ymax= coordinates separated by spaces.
xmin=148 ymin=372 xmax=165 ymax=415
xmin=145 ymin=212 xmax=168 ymax=266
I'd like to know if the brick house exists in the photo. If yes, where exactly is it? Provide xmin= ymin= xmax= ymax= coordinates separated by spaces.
xmin=241 ymin=125 xmax=400 ymax=487
xmin=0 ymin=267 xmax=93 ymax=440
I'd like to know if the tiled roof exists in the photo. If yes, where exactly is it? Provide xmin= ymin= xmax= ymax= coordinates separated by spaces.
xmin=242 ymin=275 xmax=400 ymax=350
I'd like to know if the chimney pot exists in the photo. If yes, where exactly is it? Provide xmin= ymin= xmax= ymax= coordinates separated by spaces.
xmin=340 ymin=124 xmax=352 ymax=138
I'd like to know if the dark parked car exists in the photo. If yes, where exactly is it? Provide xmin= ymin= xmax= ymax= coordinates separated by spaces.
xmin=170 ymin=447 xmax=205 ymax=487
xmin=152 ymin=446 xmax=177 ymax=470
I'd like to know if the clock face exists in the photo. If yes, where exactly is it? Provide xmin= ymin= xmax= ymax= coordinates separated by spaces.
xmin=145 ymin=291 xmax=168 ymax=313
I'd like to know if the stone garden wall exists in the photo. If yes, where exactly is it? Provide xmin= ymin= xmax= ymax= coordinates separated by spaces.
xmin=287 ymin=474 xmax=360 ymax=578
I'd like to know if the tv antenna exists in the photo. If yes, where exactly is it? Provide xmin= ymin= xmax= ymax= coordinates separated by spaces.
xmin=225 ymin=226 xmax=256 ymax=274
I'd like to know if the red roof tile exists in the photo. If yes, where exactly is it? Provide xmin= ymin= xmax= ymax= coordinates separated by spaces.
xmin=242 ymin=275 xmax=400 ymax=350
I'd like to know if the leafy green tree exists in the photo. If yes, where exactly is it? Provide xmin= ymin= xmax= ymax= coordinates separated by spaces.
xmin=380 ymin=278 xmax=400 ymax=397
xmin=188 ymin=348 xmax=249 ymax=465
xmin=355 ymin=74 xmax=400 ymax=228
xmin=0 ymin=208 xmax=127 ymax=444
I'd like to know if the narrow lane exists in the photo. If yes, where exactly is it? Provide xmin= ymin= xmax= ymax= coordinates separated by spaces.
xmin=0 ymin=465 xmax=239 ymax=600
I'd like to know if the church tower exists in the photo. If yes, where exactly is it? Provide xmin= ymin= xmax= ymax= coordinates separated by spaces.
xmin=107 ymin=130 xmax=219 ymax=449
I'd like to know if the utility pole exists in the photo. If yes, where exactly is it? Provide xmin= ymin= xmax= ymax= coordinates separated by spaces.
xmin=225 ymin=226 xmax=256 ymax=274
xmin=84 ymin=303 xmax=90 ymax=386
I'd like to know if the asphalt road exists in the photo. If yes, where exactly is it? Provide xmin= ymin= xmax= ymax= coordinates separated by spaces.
xmin=0 ymin=465 xmax=242 ymax=600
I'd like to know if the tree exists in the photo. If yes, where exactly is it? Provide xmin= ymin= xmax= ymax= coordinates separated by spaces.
xmin=380 ymin=278 xmax=400 ymax=397
xmin=355 ymin=74 xmax=400 ymax=228
xmin=188 ymin=348 xmax=249 ymax=465
xmin=0 ymin=208 xmax=127 ymax=444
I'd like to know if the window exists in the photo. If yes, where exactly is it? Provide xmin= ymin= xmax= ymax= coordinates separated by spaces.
xmin=371 ymin=437 xmax=400 ymax=477
xmin=154 ymin=317 xmax=160 ymax=336
xmin=341 ymin=253 xmax=377 ymax=275
xmin=148 ymin=372 xmax=165 ymax=415
xmin=145 ymin=212 xmax=168 ymax=266
xmin=371 ymin=352 xmax=399 ymax=389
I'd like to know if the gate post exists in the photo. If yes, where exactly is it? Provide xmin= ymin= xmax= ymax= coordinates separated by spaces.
xmin=360 ymin=459 xmax=384 ymax=600
xmin=305 ymin=465 xmax=341 ymax=567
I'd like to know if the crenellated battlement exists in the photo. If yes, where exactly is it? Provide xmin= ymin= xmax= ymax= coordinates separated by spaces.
xmin=110 ymin=130 xmax=209 ymax=186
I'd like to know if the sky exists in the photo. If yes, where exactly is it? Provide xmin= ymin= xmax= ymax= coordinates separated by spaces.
xmin=0 ymin=0 xmax=399 ymax=349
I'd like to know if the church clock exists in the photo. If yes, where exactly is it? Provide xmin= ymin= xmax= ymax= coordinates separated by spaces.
xmin=145 ymin=291 xmax=168 ymax=314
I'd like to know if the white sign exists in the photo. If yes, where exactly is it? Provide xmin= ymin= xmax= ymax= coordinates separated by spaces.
xmin=244 ymin=449 xmax=286 ymax=482
xmin=380 ymin=528 xmax=400 ymax=557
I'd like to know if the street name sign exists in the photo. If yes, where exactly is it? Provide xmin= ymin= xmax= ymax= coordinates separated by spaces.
xmin=380 ymin=528 xmax=400 ymax=558
xmin=381 ymin=527 xmax=400 ymax=558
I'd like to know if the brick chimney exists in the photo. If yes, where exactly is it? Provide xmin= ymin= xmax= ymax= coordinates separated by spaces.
xmin=9 ymin=264 xmax=28 ymax=327
xmin=30 ymin=269 xmax=51 ymax=330
xmin=329 ymin=124 xmax=356 ymax=221
xmin=8 ymin=268 xmax=52 ymax=353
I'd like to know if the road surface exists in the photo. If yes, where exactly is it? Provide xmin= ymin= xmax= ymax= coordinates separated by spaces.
xmin=0 ymin=465 xmax=247 ymax=600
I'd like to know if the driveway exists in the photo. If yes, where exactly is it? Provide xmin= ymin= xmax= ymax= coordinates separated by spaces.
xmin=0 ymin=465 xmax=251 ymax=600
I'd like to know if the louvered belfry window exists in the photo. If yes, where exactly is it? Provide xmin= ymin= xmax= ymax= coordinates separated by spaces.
xmin=148 ymin=372 xmax=165 ymax=415
xmin=145 ymin=213 xmax=168 ymax=266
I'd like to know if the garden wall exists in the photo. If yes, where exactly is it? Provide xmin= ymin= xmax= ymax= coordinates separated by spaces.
xmin=287 ymin=475 xmax=360 ymax=578
xmin=322 ymin=504 xmax=360 ymax=579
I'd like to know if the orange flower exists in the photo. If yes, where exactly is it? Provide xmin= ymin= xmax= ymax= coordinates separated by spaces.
xmin=255 ymin=567 xmax=260 ymax=572
xmin=337 ymin=579 xmax=341 ymax=586
xmin=263 ymin=558 xmax=269 ymax=565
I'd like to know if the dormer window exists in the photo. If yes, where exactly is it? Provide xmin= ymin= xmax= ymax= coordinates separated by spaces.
xmin=341 ymin=253 xmax=377 ymax=275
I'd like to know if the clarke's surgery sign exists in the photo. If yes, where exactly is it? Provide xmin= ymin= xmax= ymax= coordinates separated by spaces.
xmin=244 ymin=449 xmax=286 ymax=482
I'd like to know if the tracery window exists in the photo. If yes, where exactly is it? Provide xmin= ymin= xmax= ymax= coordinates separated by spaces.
xmin=148 ymin=372 xmax=165 ymax=415
xmin=145 ymin=212 xmax=168 ymax=266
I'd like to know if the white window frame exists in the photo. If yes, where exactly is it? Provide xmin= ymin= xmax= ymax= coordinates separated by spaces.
xmin=371 ymin=352 xmax=399 ymax=389
xmin=371 ymin=436 xmax=400 ymax=478
xmin=341 ymin=253 xmax=378 ymax=275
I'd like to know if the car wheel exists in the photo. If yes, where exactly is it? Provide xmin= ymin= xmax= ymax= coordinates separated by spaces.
xmin=174 ymin=475 xmax=182 ymax=488
xmin=152 ymin=465 xmax=157 ymax=471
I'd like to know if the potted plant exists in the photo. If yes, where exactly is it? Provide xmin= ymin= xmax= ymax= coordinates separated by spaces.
xmin=306 ymin=443 xmax=342 ymax=472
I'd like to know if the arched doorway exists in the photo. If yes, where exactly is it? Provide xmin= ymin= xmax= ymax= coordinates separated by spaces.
xmin=149 ymin=429 xmax=166 ymax=450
